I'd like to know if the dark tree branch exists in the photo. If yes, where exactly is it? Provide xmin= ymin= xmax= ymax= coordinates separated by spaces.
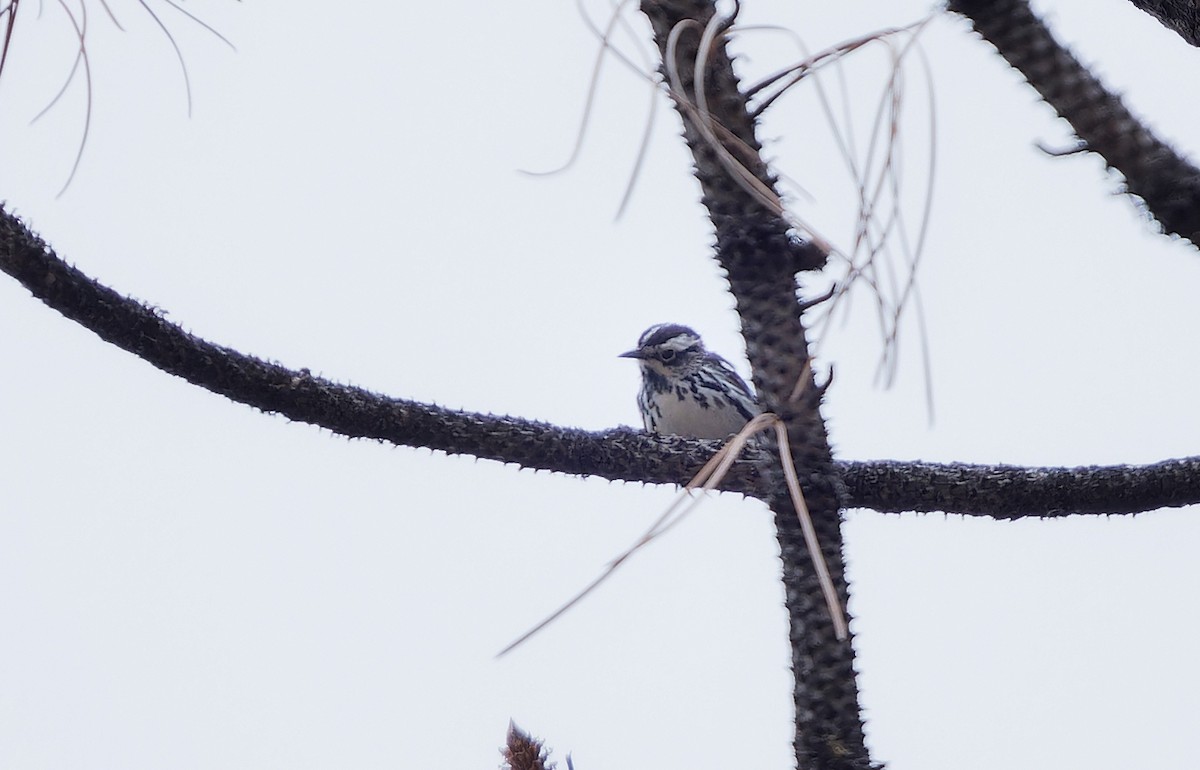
xmin=640 ymin=2 xmax=869 ymax=767
xmin=842 ymin=457 xmax=1200 ymax=518
xmin=4 ymin=204 xmax=1199 ymax=522
xmin=1125 ymin=0 xmax=1200 ymax=48
xmin=0 ymin=203 xmax=764 ymax=494
xmin=947 ymin=0 xmax=1200 ymax=245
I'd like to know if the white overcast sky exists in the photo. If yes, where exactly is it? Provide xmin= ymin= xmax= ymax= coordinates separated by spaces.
xmin=2 ymin=1 xmax=1199 ymax=768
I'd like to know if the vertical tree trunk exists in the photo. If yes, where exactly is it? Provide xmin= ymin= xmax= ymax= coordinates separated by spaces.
xmin=640 ymin=2 xmax=871 ymax=767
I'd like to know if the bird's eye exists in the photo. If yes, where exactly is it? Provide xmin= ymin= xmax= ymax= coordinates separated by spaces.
xmin=658 ymin=349 xmax=676 ymax=362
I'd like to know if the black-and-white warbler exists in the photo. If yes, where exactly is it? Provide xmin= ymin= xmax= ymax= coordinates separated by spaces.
xmin=620 ymin=323 xmax=759 ymax=440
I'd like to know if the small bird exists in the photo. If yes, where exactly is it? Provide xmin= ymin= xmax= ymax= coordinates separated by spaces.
xmin=620 ymin=323 xmax=759 ymax=439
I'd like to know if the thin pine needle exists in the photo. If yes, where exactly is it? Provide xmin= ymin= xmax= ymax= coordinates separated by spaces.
xmin=497 ymin=410 xmax=849 ymax=657
xmin=135 ymin=0 xmax=192 ymax=116
xmin=0 ymin=0 xmax=21 ymax=79
xmin=519 ymin=0 xmax=632 ymax=178
xmin=40 ymin=0 xmax=92 ymax=197
xmin=770 ymin=418 xmax=848 ymax=641
xmin=158 ymin=0 xmax=236 ymax=51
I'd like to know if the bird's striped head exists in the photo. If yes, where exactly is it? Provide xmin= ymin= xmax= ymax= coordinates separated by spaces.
xmin=618 ymin=323 xmax=706 ymax=376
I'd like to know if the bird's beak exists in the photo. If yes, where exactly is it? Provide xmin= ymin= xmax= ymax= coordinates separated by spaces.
xmin=618 ymin=349 xmax=644 ymax=359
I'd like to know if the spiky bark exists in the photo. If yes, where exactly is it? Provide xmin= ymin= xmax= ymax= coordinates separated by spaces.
xmin=639 ymin=2 xmax=870 ymax=766
xmin=948 ymin=0 xmax=1200 ymax=244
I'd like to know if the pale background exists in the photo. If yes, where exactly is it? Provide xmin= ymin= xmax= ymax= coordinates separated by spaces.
xmin=1 ymin=1 xmax=1198 ymax=768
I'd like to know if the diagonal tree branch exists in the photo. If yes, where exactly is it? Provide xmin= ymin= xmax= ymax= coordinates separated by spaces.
xmin=948 ymin=0 xmax=1200 ymax=246
xmin=639 ymin=2 xmax=869 ymax=767
xmin=1124 ymin=0 xmax=1200 ymax=48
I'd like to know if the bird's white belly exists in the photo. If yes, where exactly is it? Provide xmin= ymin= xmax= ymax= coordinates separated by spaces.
xmin=648 ymin=388 xmax=751 ymax=440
